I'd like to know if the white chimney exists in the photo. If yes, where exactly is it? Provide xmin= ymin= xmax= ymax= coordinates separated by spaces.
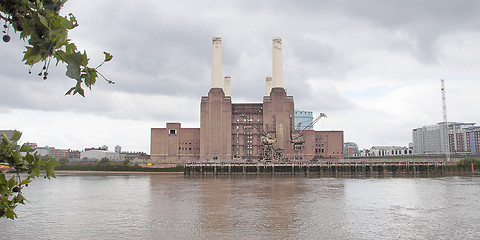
xmin=272 ymin=38 xmax=283 ymax=88
xmin=224 ymin=76 xmax=231 ymax=97
xmin=265 ymin=76 xmax=272 ymax=96
xmin=211 ymin=37 xmax=222 ymax=88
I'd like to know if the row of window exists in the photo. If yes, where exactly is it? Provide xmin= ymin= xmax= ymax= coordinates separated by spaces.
xmin=315 ymin=149 xmax=325 ymax=153
xmin=179 ymin=147 xmax=199 ymax=151
xmin=235 ymin=118 xmax=261 ymax=122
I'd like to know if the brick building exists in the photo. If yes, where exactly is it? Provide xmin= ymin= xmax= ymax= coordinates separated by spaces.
xmin=151 ymin=38 xmax=344 ymax=164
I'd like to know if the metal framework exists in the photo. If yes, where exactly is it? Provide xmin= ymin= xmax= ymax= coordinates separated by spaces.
xmin=441 ymin=79 xmax=451 ymax=161
xmin=290 ymin=113 xmax=327 ymax=162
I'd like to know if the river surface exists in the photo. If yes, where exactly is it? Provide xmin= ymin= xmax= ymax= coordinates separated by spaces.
xmin=1 ymin=173 xmax=479 ymax=240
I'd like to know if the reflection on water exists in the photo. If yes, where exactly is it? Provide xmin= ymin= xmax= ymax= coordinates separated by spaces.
xmin=1 ymin=174 xmax=479 ymax=240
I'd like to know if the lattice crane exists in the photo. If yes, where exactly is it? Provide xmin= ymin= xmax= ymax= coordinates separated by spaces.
xmin=290 ymin=113 xmax=327 ymax=162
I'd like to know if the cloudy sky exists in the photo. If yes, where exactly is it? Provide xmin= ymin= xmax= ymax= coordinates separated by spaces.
xmin=2 ymin=0 xmax=480 ymax=153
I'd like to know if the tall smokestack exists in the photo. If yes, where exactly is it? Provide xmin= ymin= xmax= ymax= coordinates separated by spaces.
xmin=265 ymin=76 xmax=272 ymax=96
xmin=272 ymin=38 xmax=283 ymax=88
xmin=224 ymin=76 xmax=231 ymax=97
xmin=211 ymin=37 xmax=222 ymax=88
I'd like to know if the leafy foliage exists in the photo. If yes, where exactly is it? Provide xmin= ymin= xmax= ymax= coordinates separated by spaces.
xmin=122 ymin=158 xmax=130 ymax=166
xmin=98 ymin=157 xmax=111 ymax=166
xmin=458 ymin=157 xmax=480 ymax=167
xmin=0 ymin=131 xmax=59 ymax=219
xmin=57 ymin=156 xmax=69 ymax=165
xmin=0 ymin=0 xmax=113 ymax=97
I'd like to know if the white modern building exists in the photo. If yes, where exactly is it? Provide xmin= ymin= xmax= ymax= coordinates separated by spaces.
xmin=412 ymin=122 xmax=476 ymax=155
xmin=369 ymin=146 xmax=413 ymax=157
xmin=80 ymin=149 xmax=121 ymax=160
xmin=353 ymin=146 xmax=412 ymax=157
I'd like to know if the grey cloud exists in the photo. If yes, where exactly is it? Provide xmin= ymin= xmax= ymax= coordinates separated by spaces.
xmin=344 ymin=0 xmax=480 ymax=63
xmin=2 ymin=0 xmax=480 ymax=124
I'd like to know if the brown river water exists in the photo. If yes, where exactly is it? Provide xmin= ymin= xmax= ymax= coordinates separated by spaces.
xmin=1 ymin=173 xmax=479 ymax=239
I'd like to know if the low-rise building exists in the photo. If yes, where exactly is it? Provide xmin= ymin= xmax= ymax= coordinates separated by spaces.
xmin=344 ymin=142 xmax=359 ymax=158
xmin=369 ymin=146 xmax=413 ymax=157
xmin=80 ymin=149 xmax=120 ymax=160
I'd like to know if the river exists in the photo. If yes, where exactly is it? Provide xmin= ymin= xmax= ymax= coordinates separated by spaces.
xmin=1 ymin=173 xmax=479 ymax=239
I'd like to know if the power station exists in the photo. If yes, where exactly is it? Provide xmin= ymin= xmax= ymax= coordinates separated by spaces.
xmin=151 ymin=38 xmax=343 ymax=164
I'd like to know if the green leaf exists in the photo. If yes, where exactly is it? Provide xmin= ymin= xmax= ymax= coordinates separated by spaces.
xmin=81 ymin=51 xmax=89 ymax=67
xmin=15 ymin=193 xmax=27 ymax=205
xmin=83 ymin=67 xmax=97 ymax=88
xmin=30 ymin=167 xmax=42 ymax=178
xmin=73 ymin=83 xmax=85 ymax=97
xmin=66 ymin=63 xmax=81 ymax=80
xmin=23 ymin=46 xmax=43 ymax=65
xmin=64 ymin=52 xmax=83 ymax=66
xmin=65 ymin=87 xmax=76 ymax=95
xmin=65 ymin=42 xmax=77 ymax=54
xmin=104 ymin=52 xmax=113 ymax=62
xmin=45 ymin=158 xmax=59 ymax=179
xmin=12 ymin=131 xmax=22 ymax=142
xmin=37 ymin=13 xmax=50 ymax=29
xmin=7 ymin=177 xmax=17 ymax=188
xmin=5 ymin=208 xmax=16 ymax=220
xmin=19 ymin=144 xmax=30 ymax=153
xmin=0 ymin=173 xmax=7 ymax=184
xmin=20 ymin=179 xmax=32 ymax=186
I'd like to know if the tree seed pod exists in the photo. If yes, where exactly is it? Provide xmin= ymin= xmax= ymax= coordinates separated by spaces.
xmin=3 ymin=35 xmax=11 ymax=42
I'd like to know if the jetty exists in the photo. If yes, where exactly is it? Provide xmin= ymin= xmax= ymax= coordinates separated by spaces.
xmin=184 ymin=158 xmax=464 ymax=176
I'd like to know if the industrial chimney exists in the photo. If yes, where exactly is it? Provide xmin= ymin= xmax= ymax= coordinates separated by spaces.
xmin=211 ymin=37 xmax=222 ymax=89
xmin=224 ymin=76 xmax=231 ymax=97
xmin=265 ymin=76 xmax=272 ymax=96
xmin=272 ymin=38 xmax=283 ymax=88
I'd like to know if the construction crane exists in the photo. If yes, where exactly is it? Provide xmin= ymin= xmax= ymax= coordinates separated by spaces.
xmin=441 ymin=80 xmax=451 ymax=161
xmin=250 ymin=122 xmax=280 ymax=162
xmin=241 ymin=114 xmax=281 ymax=162
xmin=290 ymin=113 xmax=327 ymax=162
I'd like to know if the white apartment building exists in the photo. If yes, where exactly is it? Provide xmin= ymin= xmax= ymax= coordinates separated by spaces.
xmin=412 ymin=122 xmax=475 ymax=155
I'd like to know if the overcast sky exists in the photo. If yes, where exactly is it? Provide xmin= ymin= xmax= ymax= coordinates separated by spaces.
xmin=2 ymin=0 xmax=480 ymax=153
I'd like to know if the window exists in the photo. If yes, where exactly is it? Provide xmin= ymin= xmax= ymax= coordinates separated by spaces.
xmin=169 ymin=129 xmax=177 ymax=135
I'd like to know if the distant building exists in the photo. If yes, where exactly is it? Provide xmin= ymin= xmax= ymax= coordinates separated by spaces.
xmin=80 ymin=149 xmax=120 ymax=160
xmin=294 ymin=111 xmax=313 ymax=130
xmin=466 ymin=126 xmax=480 ymax=155
xmin=344 ymin=142 xmax=359 ymax=158
xmin=369 ymin=146 xmax=412 ymax=157
xmin=0 ymin=130 xmax=16 ymax=140
xmin=121 ymin=151 xmax=148 ymax=159
xmin=25 ymin=142 xmax=38 ymax=148
xmin=35 ymin=146 xmax=56 ymax=156
xmin=151 ymin=38 xmax=344 ymax=164
xmin=54 ymin=148 xmax=69 ymax=158
xmin=115 ymin=145 xmax=122 ymax=153
xmin=413 ymin=122 xmax=476 ymax=155
xmin=35 ymin=146 xmax=70 ymax=158
xmin=85 ymin=146 xmax=108 ymax=151
xmin=68 ymin=150 xmax=81 ymax=159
